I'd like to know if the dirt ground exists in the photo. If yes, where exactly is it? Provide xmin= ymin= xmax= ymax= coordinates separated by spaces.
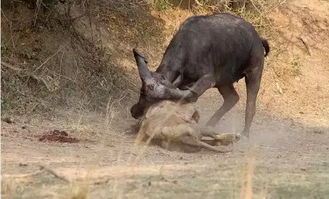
xmin=2 ymin=0 xmax=329 ymax=198
xmin=2 ymin=88 xmax=329 ymax=198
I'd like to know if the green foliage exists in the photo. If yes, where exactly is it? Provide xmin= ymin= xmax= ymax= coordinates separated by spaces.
xmin=290 ymin=56 xmax=302 ymax=76
xmin=152 ymin=0 xmax=174 ymax=11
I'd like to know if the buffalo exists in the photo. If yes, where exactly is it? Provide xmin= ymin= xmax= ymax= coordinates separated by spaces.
xmin=131 ymin=13 xmax=270 ymax=137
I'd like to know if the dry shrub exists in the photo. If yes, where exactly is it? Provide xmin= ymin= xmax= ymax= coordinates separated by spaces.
xmin=149 ymin=0 xmax=285 ymax=37
xmin=1 ymin=0 xmax=164 ymax=116
xmin=67 ymin=185 xmax=89 ymax=199
xmin=1 ymin=0 xmax=285 ymax=117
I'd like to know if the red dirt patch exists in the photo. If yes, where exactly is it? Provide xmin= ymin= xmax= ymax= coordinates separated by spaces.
xmin=39 ymin=130 xmax=79 ymax=143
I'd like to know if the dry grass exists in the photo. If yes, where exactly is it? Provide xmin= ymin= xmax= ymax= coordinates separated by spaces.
xmin=64 ymin=184 xmax=89 ymax=199
xmin=3 ymin=149 xmax=328 ymax=198
xmin=1 ymin=0 xmax=161 ymax=116
xmin=1 ymin=0 xmax=285 ymax=116
xmin=2 ymin=0 xmax=329 ymax=198
xmin=1 ymin=2 xmax=272 ymax=199
xmin=239 ymin=150 xmax=256 ymax=199
xmin=149 ymin=0 xmax=285 ymax=35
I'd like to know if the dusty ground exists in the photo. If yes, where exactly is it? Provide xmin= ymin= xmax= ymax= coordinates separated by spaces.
xmin=2 ymin=0 xmax=329 ymax=198
xmin=2 ymin=89 xmax=329 ymax=198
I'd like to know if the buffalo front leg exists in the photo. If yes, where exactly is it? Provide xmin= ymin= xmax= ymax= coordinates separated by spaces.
xmin=206 ymin=84 xmax=239 ymax=127
xmin=162 ymin=74 xmax=216 ymax=101
xmin=183 ymin=74 xmax=216 ymax=102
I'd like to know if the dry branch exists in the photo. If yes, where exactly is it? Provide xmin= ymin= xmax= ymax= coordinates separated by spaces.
xmin=39 ymin=165 xmax=70 ymax=183
xmin=33 ymin=46 xmax=63 ymax=73
xmin=1 ymin=62 xmax=23 ymax=71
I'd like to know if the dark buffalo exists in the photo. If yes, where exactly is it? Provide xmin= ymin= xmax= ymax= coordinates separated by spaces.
xmin=131 ymin=13 xmax=270 ymax=137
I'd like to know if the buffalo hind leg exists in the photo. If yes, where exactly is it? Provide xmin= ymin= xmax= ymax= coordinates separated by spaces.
xmin=242 ymin=68 xmax=262 ymax=137
xmin=206 ymin=84 xmax=239 ymax=127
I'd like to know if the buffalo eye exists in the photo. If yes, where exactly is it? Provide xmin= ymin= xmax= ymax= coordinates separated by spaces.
xmin=147 ymin=84 xmax=155 ymax=91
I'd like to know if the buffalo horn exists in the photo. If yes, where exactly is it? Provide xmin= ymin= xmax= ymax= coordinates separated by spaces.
xmin=133 ymin=48 xmax=152 ymax=81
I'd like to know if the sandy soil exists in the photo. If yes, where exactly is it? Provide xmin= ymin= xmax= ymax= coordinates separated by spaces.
xmin=2 ymin=89 xmax=329 ymax=198
xmin=2 ymin=0 xmax=329 ymax=198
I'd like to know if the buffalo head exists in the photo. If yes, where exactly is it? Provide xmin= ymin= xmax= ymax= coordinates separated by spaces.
xmin=130 ymin=49 xmax=192 ymax=119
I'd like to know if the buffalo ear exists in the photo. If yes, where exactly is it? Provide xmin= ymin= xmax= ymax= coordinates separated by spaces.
xmin=172 ymin=74 xmax=182 ymax=87
xmin=133 ymin=48 xmax=152 ymax=81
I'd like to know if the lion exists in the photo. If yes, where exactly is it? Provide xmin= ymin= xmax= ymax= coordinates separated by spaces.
xmin=135 ymin=101 xmax=240 ymax=153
